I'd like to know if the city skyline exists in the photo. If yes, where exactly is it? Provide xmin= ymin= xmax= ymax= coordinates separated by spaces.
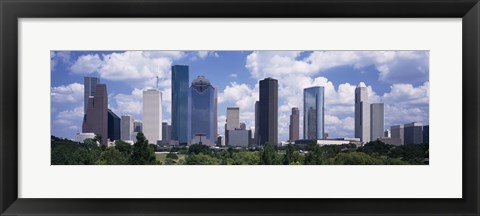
xmin=51 ymin=51 xmax=429 ymax=142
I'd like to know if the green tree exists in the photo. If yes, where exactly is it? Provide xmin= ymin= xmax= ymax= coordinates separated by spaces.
xmin=259 ymin=143 xmax=280 ymax=165
xmin=304 ymin=142 xmax=323 ymax=165
xmin=328 ymin=152 xmax=383 ymax=165
xmin=95 ymin=147 xmax=129 ymax=165
xmin=129 ymin=133 xmax=159 ymax=165
xmin=188 ymin=144 xmax=212 ymax=155
xmin=186 ymin=153 xmax=220 ymax=165
xmin=115 ymin=140 xmax=132 ymax=157
xmin=283 ymin=144 xmax=295 ymax=165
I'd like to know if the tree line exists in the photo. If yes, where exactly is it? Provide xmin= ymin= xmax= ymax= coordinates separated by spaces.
xmin=51 ymin=135 xmax=428 ymax=165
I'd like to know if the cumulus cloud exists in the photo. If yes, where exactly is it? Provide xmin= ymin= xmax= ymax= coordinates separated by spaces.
xmin=69 ymin=51 xmax=177 ymax=88
xmin=53 ymin=106 xmax=84 ymax=132
xmin=218 ymin=82 xmax=259 ymax=112
xmin=51 ymin=83 xmax=84 ymax=103
xmin=246 ymin=51 xmax=429 ymax=84
xmin=51 ymin=51 xmax=72 ymax=71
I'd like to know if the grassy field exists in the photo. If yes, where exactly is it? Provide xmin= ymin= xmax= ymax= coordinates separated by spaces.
xmin=155 ymin=152 xmax=186 ymax=165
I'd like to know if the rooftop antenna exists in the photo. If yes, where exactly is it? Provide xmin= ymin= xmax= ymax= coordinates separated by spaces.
xmin=156 ymin=76 xmax=159 ymax=90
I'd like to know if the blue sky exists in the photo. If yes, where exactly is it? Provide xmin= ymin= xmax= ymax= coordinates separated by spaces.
xmin=51 ymin=51 xmax=429 ymax=142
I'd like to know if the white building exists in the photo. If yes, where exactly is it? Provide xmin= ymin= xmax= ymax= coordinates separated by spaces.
xmin=355 ymin=82 xmax=370 ymax=143
xmin=73 ymin=132 xmax=96 ymax=143
xmin=121 ymin=115 xmax=134 ymax=141
xmin=143 ymin=89 xmax=162 ymax=145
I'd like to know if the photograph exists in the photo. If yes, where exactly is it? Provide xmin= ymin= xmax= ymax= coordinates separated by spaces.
xmin=50 ymin=50 xmax=430 ymax=165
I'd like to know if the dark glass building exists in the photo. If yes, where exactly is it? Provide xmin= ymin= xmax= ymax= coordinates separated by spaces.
xmin=258 ymin=78 xmax=278 ymax=146
xmin=171 ymin=65 xmax=190 ymax=145
xmin=304 ymin=86 xmax=324 ymax=140
xmin=404 ymin=122 xmax=423 ymax=144
xmin=423 ymin=125 xmax=429 ymax=144
xmin=190 ymin=76 xmax=217 ymax=146
xmin=82 ymin=84 xmax=108 ymax=146
xmin=107 ymin=109 xmax=121 ymax=141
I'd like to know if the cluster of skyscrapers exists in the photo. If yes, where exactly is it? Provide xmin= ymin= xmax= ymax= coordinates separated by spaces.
xmin=76 ymin=66 xmax=428 ymax=147
xmin=80 ymin=77 xmax=144 ymax=146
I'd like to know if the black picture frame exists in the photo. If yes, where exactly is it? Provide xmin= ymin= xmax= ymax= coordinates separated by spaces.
xmin=1 ymin=0 xmax=479 ymax=215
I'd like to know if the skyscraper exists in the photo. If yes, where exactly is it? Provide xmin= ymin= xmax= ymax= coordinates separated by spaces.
xmin=190 ymin=76 xmax=217 ymax=146
xmin=171 ymin=65 xmax=190 ymax=145
xmin=82 ymin=84 xmax=108 ymax=146
xmin=304 ymin=86 xmax=325 ymax=140
xmin=423 ymin=125 xmax=429 ymax=144
xmin=143 ymin=89 xmax=162 ymax=145
xmin=121 ymin=115 xmax=134 ymax=141
xmin=289 ymin=107 xmax=299 ymax=142
xmin=162 ymin=122 xmax=171 ymax=145
xmin=404 ymin=122 xmax=423 ymax=144
xmin=355 ymin=82 xmax=370 ymax=143
xmin=254 ymin=101 xmax=259 ymax=145
xmin=107 ymin=109 xmax=121 ymax=142
xmin=225 ymin=107 xmax=240 ymax=145
xmin=370 ymin=103 xmax=384 ymax=140
xmin=259 ymin=78 xmax=278 ymax=146
xmin=226 ymin=107 xmax=240 ymax=130
xmin=84 ymin=77 xmax=99 ymax=114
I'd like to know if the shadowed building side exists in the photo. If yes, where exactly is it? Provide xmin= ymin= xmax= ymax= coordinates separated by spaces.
xmin=82 ymin=84 xmax=108 ymax=146
xmin=259 ymin=78 xmax=278 ymax=146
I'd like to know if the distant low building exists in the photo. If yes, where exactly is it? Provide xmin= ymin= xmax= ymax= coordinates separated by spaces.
xmin=295 ymin=139 xmax=357 ymax=147
xmin=227 ymin=129 xmax=251 ymax=147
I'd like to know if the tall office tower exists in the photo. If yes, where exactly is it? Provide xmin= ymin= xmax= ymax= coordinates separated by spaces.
xmin=162 ymin=122 xmax=172 ymax=145
xmin=143 ymin=89 xmax=162 ymax=145
xmin=190 ymin=76 xmax=217 ymax=146
xmin=84 ymin=77 xmax=99 ymax=114
xmin=370 ymin=103 xmax=384 ymax=140
xmin=391 ymin=124 xmax=405 ymax=145
xmin=225 ymin=107 xmax=240 ymax=145
xmin=423 ymin=125 xmax=429 ymax=144
xmin=82 ymin=84 xmax=108 ymax=146
xmin=121 ymin=115 xmax=134 ymax=141
xmin=107 ymin=109 xmax=121 ymax=141
xmin=355 ymin=82 xmax=370 ymax=143
xmin=214 ymin=87 xmax=218 ymax=140
xmin=304 ymin=86 xmax=325 ymax=140
xmin=226 ymin=107 xmax=240 ymax=130
xmin=171 ymin=65 xmax=190 ymax=145
xmin=259 ymin=78 xmax=278 ymax=146
xmin=133 ymin=120 xmax=143 ymax=133
xmin=289 ymin=107 xmax=299 ymax=142
xmin=404 ymin=122 xmax=423 ymax=144
xmin=254 ymin=101 xmax=259 ymax=145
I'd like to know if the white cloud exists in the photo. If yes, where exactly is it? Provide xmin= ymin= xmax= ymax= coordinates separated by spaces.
xmin=51 ymin=83 xmax=84 ymax=103
xmin=218 ymin=82 xmax=259 ymax=112
xmin=111 ymin=88 xmax=143 ymax=116
xmin=229 ymin=74 xmax=238 ymax=78
xmin=54 ymin=106 xmax=84 ymax=132
xmin=70 ymin=54 xmax=103 ymax=74
xmin=246 ymin=51 xmax=429 ymax=84
xmin=51 ymin=51 xmax=72 ymax=71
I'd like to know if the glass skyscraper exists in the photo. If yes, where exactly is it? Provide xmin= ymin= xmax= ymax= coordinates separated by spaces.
xmin=171 ymin=65 xmax=190 ymax=145
xmin=190 ymin=76 xmax=217 ymax=146
xmin=303 ymin=86 xmax=324 ymax=140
